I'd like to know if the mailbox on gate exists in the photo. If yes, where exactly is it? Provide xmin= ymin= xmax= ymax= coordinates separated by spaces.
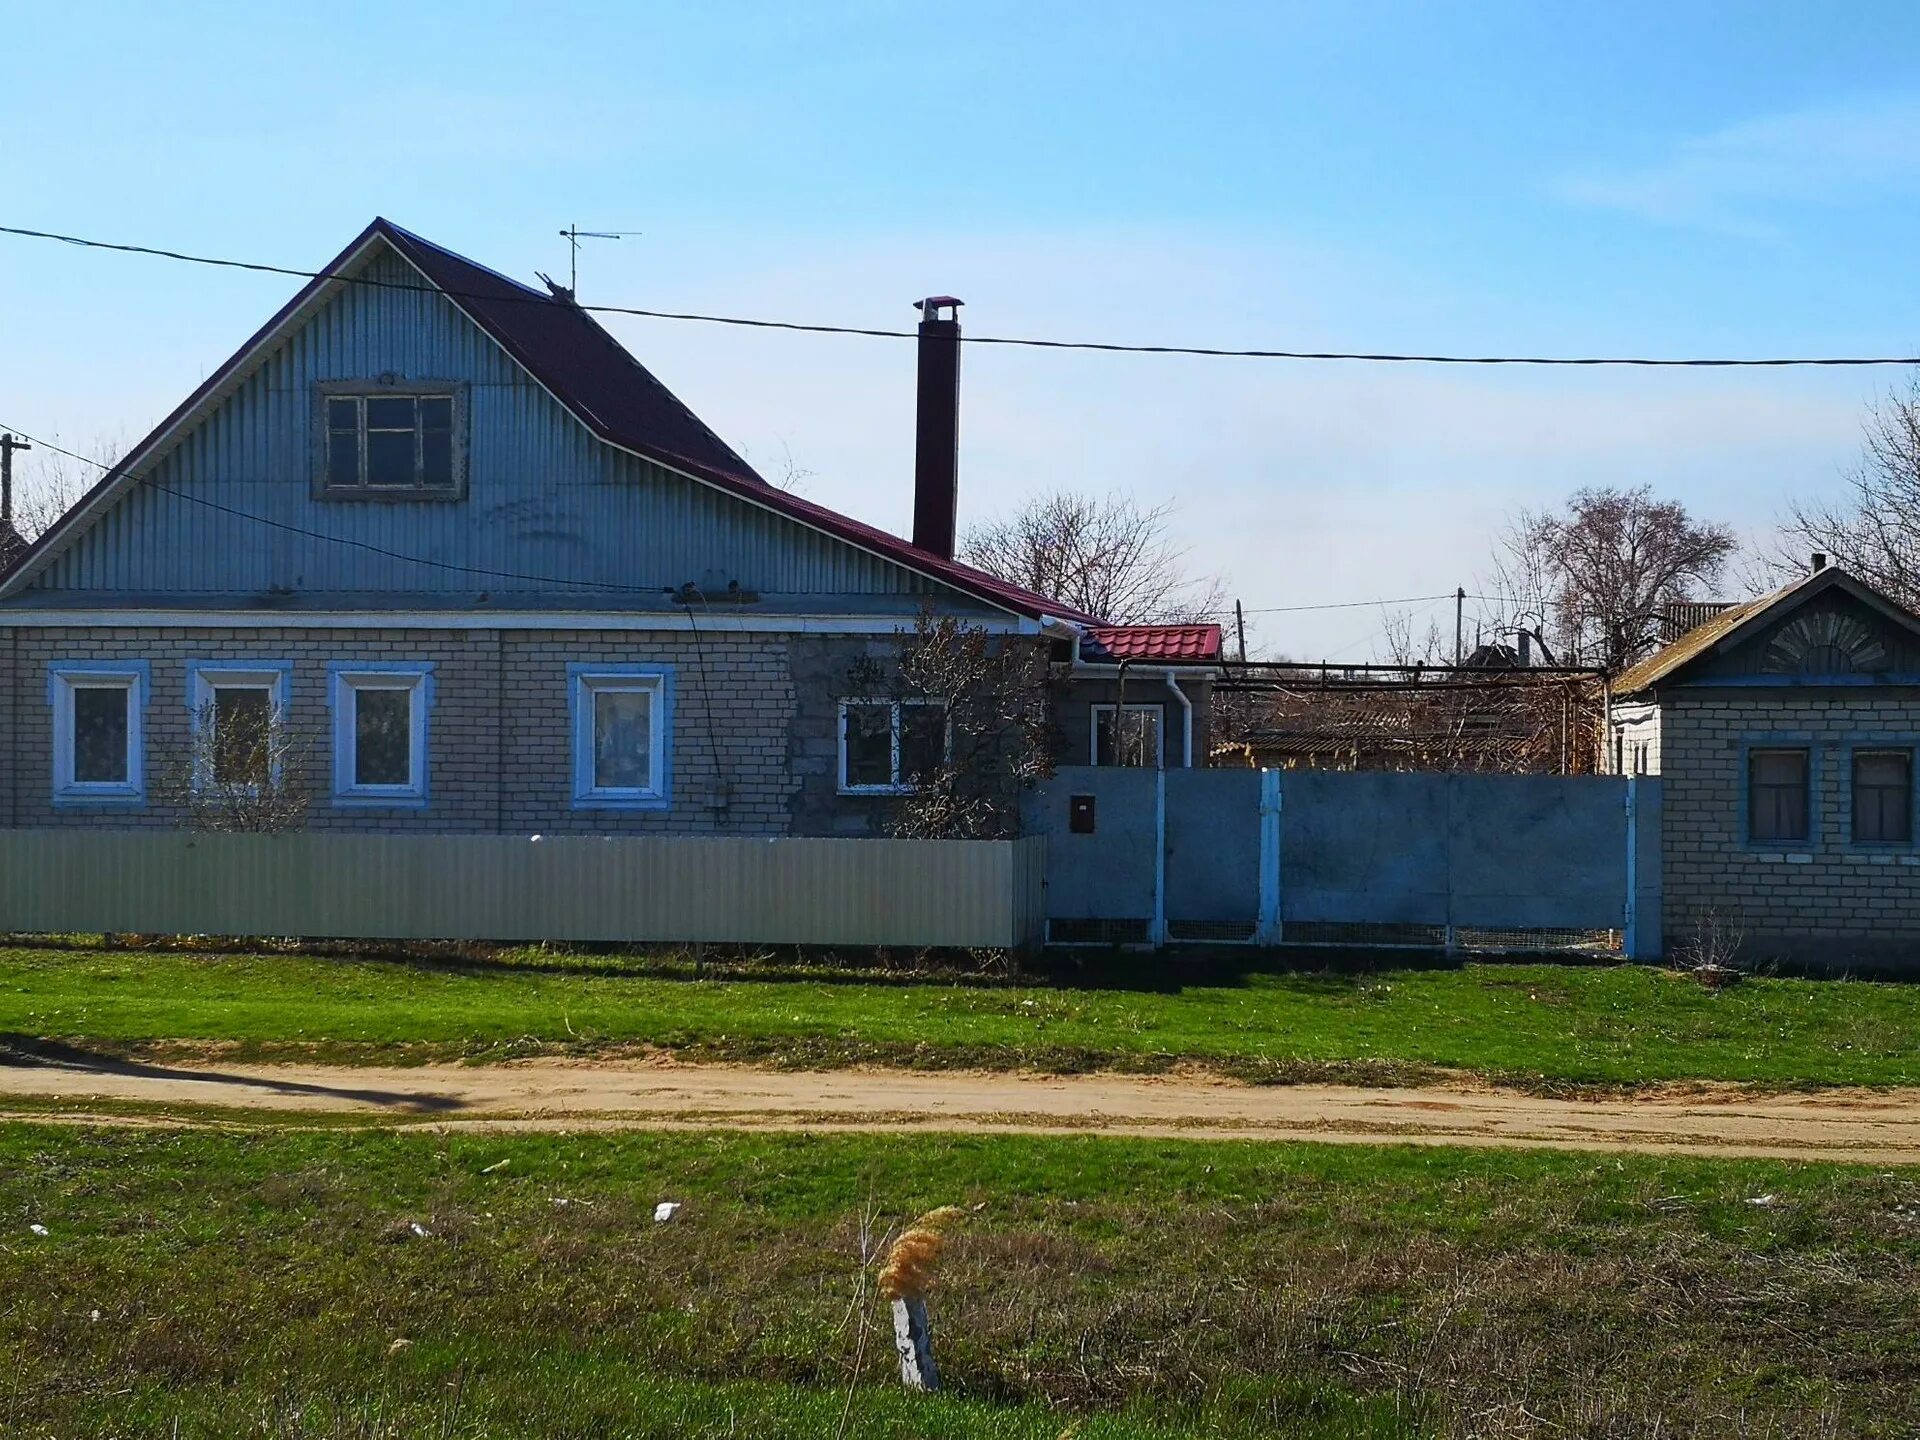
xmin=1068 ymin=794 xmax=1096 ymax=834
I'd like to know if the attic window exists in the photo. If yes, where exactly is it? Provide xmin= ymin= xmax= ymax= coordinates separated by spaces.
xmin=319 ymin=387 xmax=464 ymax=496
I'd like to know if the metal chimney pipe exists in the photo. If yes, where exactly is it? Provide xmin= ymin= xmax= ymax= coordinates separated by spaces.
xmin=1812 ymin=552 xmax=1828 ymax=572
xmin=912 ymin=296 xmax=963 ymax=558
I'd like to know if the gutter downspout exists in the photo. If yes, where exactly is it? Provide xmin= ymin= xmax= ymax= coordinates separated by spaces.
xmin=1162 ymin=667 xmax=1193 ymax=767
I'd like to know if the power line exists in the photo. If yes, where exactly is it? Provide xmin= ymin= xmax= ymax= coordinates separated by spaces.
xmin=12 ymin=427 xmax=1547 ymax=621
xmin=5 ymin=222 xmax=1919 ymax=368
xmin=0 ymin=424 xmax=673 ymax=594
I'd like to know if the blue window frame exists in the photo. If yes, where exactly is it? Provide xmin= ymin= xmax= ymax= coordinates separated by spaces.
xmin=568 ymin=664 xmax=674 ymax=810
xmin=328 ymin=662 xmax=434 ymax=807
xmin=1852 ymin=747 xmax=1915 ymax=845
xmin=47 ymin=660 xmax=149 ymax=806
xmin=1747 ymin=746 xmax=1812 ymax=845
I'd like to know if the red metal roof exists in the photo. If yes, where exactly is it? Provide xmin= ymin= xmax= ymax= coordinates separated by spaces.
xmin=1080 ymin=623 xmax=1223 ymax=663
xmin=0 ymin=219 xmax=1099 ymax=625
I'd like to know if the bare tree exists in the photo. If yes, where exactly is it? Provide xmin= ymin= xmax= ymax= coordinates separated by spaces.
xmin=1769 ymin=382 xmax=1920 ymax=606
xmin=156 ymin=701 xmax=312 ymax=833
xmin=1382 ymin=607 xmax=1451 ymax=667
xmin=874 ymin=607 xmax=1053 ymax=840
xmin=1483 ymin=486 xmax=1736 ymax=671
xmin=959 ymin=490 xmax=1225 ymax=624
xmin=10 ymin=433 xmax=122 ymax=546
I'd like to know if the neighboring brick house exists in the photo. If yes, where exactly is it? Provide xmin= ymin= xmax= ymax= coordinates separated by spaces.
xmin=1609 ymin=562 xmax=1920 ymax=967
xmin=0 ymin=219 xmax=1212 ymax=838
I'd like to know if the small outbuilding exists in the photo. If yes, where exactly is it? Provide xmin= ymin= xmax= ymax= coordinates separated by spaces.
xmin=1609 ymin=560 xmax=1920 ymax=969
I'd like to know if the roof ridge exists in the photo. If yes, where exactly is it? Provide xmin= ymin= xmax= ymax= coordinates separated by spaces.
xmin=372 ymin=218 xmax=550 ymax=299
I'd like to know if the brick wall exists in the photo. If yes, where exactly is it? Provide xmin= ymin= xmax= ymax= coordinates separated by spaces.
xmin=1661 ymin=688 xmax=1920 ymax=967
xmin=0 ymin=625 xmax=860 ymax=835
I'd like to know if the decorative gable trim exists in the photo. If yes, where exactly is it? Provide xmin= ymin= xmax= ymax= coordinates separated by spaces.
xmin=1615 ymin=568 xmax=1920 ymax=695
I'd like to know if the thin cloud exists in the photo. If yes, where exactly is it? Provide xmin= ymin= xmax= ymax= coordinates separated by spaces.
xmin=1556 ymin=94 xmax=1920 ymax=235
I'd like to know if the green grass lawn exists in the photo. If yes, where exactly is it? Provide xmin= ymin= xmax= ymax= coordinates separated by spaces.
xmin=4 ymin=1122 xmax=1916 ymax=1438
xmin=4 ymin=940 xmax=1920 ymax=1087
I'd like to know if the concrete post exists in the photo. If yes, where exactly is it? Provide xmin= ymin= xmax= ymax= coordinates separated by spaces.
xmin=1623 ymin=774 xmax=1639 ymax=960
xmin=1151 ymin=766 xmax=1167 ymax=947
xmin=892 ymin=1295 xmax=939 ymax=1391
xmin=1256 ymin=769 xmax=1282 ymax=946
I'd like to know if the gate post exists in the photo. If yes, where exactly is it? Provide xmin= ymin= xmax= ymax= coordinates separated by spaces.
xmin=1623 ymin=774 xmax=1639 ymax=960
xmin=1151 ymin=766 xmax=1168 ymax=947
xmin=1255 ymin=769 xmax=1282 ymax=946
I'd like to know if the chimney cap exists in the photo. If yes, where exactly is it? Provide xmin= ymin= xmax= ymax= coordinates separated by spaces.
xmin=914 ymin=295 xmax=964 ymax=316
xmin=1812 ymin=552 xmax=1828 ymax=572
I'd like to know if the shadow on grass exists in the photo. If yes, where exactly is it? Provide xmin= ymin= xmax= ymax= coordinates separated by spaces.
xmin=0 ymin=1034 xmax=465 ymax=1112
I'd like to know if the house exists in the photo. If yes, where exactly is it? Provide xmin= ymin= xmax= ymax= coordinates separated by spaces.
xmin=0 ymin=219 xmax=1211 ymax=840
xmin=1608 ymin=559 xmax=1920 ymax=967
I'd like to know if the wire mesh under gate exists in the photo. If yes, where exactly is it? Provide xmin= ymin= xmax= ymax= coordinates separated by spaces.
xmin=1023 ymin=767 xmax=1659 ymax=958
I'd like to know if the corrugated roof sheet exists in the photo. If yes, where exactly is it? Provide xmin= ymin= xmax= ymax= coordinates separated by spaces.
xmin=1080 ymin=623 xmax=1223 ymax=663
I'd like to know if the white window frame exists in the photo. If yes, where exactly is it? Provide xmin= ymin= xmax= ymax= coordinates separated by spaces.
xmin=328 ymin=662 xmax=433 ymax=807
xmin=48 ymin=661 xmax=148 ymax=805
xmin=187 ymin=661 xmax=292 ymax=793
xmin=1091 ymin=703 xmax=1166 ymax=769
xmin=569 ymin=664 xmax=674 ymax=810
xmin=837 ymin=698 xmax=948 ymax=795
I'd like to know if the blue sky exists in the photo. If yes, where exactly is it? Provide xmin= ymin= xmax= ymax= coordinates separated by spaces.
xmin=5 ymin=2 xmax=1920 ymax=653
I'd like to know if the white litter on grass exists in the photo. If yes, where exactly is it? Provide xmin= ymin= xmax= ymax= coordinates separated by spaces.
xmin=89 ymin=1309 xmax=100 ymax=1323
xmin=1746 ymin=1194 xmax=1778 ymax=1207
xmin=480 ymin=1158 xmax=510 ymax=1174
xmin=654 ymin=1202 xmax=682 ymax=1223
xmin=28 ymin=1224 xmax=47 ymax=1237
xmin=409 ymin=1222 xmax=432 ymax=1238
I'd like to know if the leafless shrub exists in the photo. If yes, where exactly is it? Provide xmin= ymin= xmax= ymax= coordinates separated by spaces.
xmin=883 ymin=607 xmax=1054 ymax=840
xmin=155 ymin=701 xmax=312 ymax=833
xmin=1675 ymin=906 xmax=1745 ymax=987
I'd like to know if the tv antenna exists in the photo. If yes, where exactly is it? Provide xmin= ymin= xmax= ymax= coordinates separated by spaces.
xmin=556 ymin=223 xmax=640 ymax=295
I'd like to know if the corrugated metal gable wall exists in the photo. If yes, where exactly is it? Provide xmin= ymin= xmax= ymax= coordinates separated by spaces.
xmin=31 ymin=247 xmax=937 ymax=600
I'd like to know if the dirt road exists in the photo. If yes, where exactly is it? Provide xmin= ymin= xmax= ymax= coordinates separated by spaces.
xmin=6 ymin=1053 xmax=1920 ymax=1162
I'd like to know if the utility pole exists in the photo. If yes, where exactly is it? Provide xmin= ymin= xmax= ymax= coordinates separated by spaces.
xmin=1453 ymin=586 xmax=1465 ymax=667
xmin=0 ymin=432 xmax=30 ymax=546
xmin=1234 ymin=599 xmax=1248 ymax=664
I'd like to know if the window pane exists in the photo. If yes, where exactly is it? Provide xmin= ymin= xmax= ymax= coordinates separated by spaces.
xmin=211 ymin=687 xmax=272 ymax=786
xmin=354 ymin=688 xmax=412 ymax=787
xmin=364 ymin=396 xmax=416 ymax=431
xmin=72 ymin=686 xmax=129 ymax=784
xmin=1855 ymin=751 xmax=1913 ymax=843
xmin=327 ymin=397 xmax=359 ymax=430
xmin=592 ymin=687 xmax=653 ymax=791
xmin=365 ymin=430 xmax=414 ymax=487
xmin=326 ymin=427 xmax=360 ymax=487
xmin=421 ymin=428 xmax=454 ymax=488
xmin=844 ymin=704 xmax=893 ymax=787
xmin=1748 ymin=749 xmax=1809 ymax=843
xmin=899 ymin=705 xmax=946 ymax=784
xmin=419 ymin=397 xmax=453 ymax=432
xmin=1098 ymin=708 xmax=1161 ymax=767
